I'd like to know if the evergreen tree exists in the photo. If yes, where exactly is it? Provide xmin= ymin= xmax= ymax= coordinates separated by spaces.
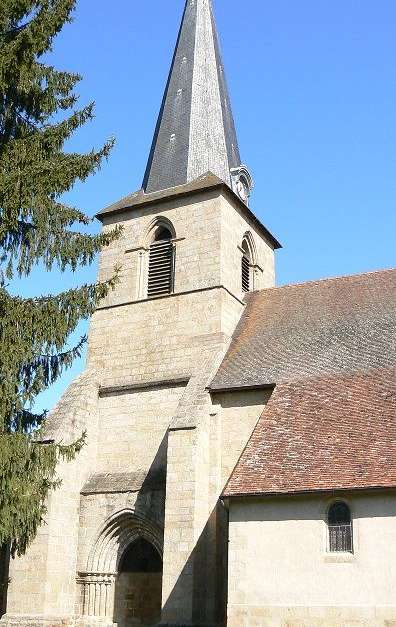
xmin=0 ymin=0 xmax=121 ymax=556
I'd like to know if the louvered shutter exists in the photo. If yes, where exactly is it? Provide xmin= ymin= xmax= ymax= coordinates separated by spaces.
xmin=148 ymin=239 xmax=174 ymax=297
xmin=242 ymin=255 xmax=250 ymax=292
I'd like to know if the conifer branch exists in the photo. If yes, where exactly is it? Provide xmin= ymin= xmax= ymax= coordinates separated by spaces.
xmin=0 ymin=0 xmax=121 ymax=555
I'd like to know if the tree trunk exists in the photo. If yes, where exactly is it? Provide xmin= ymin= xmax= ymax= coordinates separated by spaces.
xmin=0 ymin=545 xmax=10 ymax=616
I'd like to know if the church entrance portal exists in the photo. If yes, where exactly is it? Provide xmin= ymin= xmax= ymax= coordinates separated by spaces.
xmin=78 ymin=511 xmax=164 ymax=624
xmin=114 ymin=538 xmax=163 ymax=627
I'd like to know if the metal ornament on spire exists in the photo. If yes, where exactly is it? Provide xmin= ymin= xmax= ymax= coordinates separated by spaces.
xmin=142 ymin=0 xmax=253 ymax=204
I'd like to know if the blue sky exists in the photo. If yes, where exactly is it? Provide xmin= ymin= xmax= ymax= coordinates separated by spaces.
xmin=27 ymin=0 xmax=396 ymax=412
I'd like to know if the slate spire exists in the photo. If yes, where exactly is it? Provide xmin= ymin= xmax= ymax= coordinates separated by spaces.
xmin=142 ymin=0 xmax=251 ymax=198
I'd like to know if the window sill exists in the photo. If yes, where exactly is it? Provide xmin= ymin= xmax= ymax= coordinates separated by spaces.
xmin=125 ymin=236 xmax=185 ymax=254
xmin=323 ymin=552 xmax=355 ymax=564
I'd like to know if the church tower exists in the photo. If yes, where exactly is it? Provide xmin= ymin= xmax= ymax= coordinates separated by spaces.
xmin=2 ymin=1 xmax=280 ymax=626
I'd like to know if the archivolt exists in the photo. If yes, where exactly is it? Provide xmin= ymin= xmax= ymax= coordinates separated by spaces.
xmin=87 ymin=509 xmax=163 ymax=574
xmin=144 ymin=215 xmax=176 ymax=246
xmin=242 ymin=231 xmax=257 ymax=265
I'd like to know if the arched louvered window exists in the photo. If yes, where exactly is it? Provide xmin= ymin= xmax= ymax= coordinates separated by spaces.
xmin=241 ymin=239 xmax=252 ymax=293
xmin=328 ymin=502 xmax=353 ymax=553
xmin=147 ymin=226 xmax=175 ymax=298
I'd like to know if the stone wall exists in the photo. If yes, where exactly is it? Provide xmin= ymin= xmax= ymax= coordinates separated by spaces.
xmin=3 ymin=374 xmax=100 ymax=620
xmin=161 ymin=387 xmax=271 ymax=626
xmin=95 ymin=189 xmax=275 ymax=310
xmin=97 ymin=385 xmax=184 ymax=475
xmin=227 ymin=493 xmax=396 ymax=626
xmin=88 ymin=286 xmax=243 ymax=390
xmin=114 ymin=571 xmax=162 ymax=626
xmin=87 ymin=188 xmax=274 ymax=390
xmin=220 ymin=195 xmax=276 ymax=295
xmin=75 ymin=383 xmax=185 ymax=582
xmin=211 ymin=389 xmax=274 ymax=486
xmin=96 ymin=190 xmax=223 ymax=307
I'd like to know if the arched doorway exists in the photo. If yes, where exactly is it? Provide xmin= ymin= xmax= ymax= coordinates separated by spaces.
xmin=78 ymin=510 xmax=163 ymax=624
xmin=114 ymin=538 xmax=163 ymax=626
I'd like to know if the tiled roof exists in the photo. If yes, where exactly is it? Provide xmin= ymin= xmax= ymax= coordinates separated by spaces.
xmin=211 ymin=269 xmax=396 ymax=390
xmin=223 ymin=367 xmax=396 ymax=496
xmin=216 ymin=268 xmax=396 ymax=497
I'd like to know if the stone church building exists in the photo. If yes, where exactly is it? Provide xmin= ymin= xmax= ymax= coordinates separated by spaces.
xmin=1 ymin=0 xmax=396 ymax=626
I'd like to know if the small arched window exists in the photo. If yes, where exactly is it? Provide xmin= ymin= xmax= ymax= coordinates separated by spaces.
xmin=241 ymin=235 xmax=255 ymax=293
xmin=328 ymin=501 xmax=353 ymax=553
xmin=147 ymin=225 xmax=175 ymax=298
xmin=241 ymin=241 xmax=251 ymax=292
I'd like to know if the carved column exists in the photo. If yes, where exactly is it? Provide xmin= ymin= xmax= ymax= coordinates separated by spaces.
xmin=136 ymin=248 xmax=148 ymax=300
xmin=77 ymin=572 xmax=116 ymax=619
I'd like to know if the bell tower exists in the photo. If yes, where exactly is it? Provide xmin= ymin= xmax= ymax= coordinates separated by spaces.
xmin=85 ymin=4 xmax=281 ymax=618
xmin=89 ymin=0 xmax=280 ymax=390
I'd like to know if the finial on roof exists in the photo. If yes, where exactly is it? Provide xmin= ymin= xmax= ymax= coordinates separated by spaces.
xmin=142 ymin=0 xmax=253 ymax=204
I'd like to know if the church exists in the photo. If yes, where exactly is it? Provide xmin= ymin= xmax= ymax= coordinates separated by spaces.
xmin=1 ymin=0 xmax=396 ymax=626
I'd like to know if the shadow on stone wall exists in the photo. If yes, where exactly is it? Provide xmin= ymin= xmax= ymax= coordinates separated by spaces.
xmin=160 ymin=502 xmax=228 ymax=627
xmin=133 ymin=432 xmax=169 ymax=529
xmin=111 ymin=434 xmax=168 ymax=626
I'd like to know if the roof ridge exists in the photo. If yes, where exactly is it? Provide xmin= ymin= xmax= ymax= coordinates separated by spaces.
xmin=251 ymin=266 xmax=396 ymax=297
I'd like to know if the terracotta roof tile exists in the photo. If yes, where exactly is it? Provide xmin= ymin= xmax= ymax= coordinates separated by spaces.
xmin=224 ymin=367 xmax=396 ymax=497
